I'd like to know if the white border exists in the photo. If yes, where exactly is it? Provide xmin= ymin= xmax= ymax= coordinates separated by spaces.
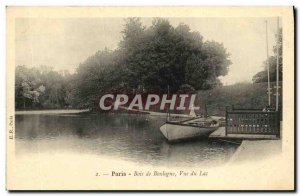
xmin=1 ymin=0 xmax=298 ymax=195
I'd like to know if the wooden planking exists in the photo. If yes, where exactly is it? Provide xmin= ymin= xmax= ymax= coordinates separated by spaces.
xmin=209 ymin=127 xmax=279 ymax=140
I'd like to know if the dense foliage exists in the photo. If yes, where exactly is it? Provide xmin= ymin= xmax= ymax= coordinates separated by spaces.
xmin=15 ymin=18 xmax=231 ymax=110
xmin=15 ymin=66 xmax=72 ymax=109
xmin=196 ymin=82 xmax=282 ymax=116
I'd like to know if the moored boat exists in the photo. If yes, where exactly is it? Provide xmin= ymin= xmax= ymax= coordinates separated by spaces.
xmin=159 ymin=117 xmax=219 ymax=142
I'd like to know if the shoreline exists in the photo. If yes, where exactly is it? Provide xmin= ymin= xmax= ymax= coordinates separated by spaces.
xmin=15 ymin=109 xmax=90 ymax=115
xmin=15 ymin=109 xmax=225 ymax=119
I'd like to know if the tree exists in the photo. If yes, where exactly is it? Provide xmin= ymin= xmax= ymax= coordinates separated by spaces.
xmin=15 ymin=65 xmax=71 ymax=109
xmin=70 ymin=49 xmax=126 ymax=109
xmin=185 ymin=41 xmax=230 ymax=89
xmin=252 ymin=28 xmax=282 ymax=83
xmin=15 ymin=66 xmax=45 ymax=109
xmin=65 ymin=18 xmax=232 ymax=109
xmin=120 ymin=18 xmax=230 ymax=92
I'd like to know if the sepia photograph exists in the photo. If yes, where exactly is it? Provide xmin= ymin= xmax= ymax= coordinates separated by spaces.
xmin=6 ymin=6 xmax=294 ymax=191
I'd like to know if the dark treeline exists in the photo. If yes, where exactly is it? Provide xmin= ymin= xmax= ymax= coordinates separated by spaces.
xmin=16 ymin=18 xmax=232 ymax=110
xmin=15 ymin=65 xmax=73 ymax=109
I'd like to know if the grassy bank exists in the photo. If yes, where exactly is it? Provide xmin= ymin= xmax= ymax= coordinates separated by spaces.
xmin=195 ymin=82 xmax=282 ymax=116
xmin=15 ymin=82 xmax=282 ymax=118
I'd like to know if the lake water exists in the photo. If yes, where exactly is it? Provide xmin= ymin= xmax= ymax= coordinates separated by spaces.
xmin=15 ymin=113 xmax=238 ymax=168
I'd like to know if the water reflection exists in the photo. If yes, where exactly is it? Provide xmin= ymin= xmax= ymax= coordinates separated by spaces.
xmin=15 ymin=113 xmax=238 ymax=167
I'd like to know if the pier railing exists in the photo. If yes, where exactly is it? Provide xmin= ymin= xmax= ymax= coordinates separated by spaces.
xmin=225 ymin=107 xmax=280 ymax=138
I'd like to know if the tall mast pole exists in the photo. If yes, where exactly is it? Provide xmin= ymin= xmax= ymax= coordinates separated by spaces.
xmin=167 ymin=85 xmax=170 ymax=121
xmin=265 ymin=20 xmax=271 ymax=106
xmin=276 ymin=17 xmax=280 ymax=111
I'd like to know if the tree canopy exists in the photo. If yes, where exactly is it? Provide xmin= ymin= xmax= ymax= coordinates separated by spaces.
xmin=15 ymin=65 xmax=72 ymax=109
xmin=15 ymin=18 xmax=232 ymax=110
xmin=117 ymin=18 xmax=230 ymax=92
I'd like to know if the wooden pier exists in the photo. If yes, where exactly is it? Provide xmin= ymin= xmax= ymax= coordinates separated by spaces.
xmin=209 ymin=127 xmax=279 ymax=140
xmin=209 ymin=106 xmax=281 ymax=140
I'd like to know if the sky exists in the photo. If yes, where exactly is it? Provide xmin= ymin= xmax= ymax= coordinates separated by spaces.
xmin=15 ymin=17 xmax=280 ymax=85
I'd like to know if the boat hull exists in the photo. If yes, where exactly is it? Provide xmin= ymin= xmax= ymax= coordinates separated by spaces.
xmin=159 ymin=122 xmax=218 ymax=141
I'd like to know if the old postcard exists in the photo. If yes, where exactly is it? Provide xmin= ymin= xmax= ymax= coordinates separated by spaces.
xmin=6 ymin=6 xmax=294 ymax=190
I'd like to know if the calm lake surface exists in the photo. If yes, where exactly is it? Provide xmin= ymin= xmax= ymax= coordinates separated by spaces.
xmin=15 ymin=113 xmax=238 ymax=167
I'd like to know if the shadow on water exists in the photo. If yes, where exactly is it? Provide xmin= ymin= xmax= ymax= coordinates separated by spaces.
xmin=15 ymin=113 xmax=239 ymax=167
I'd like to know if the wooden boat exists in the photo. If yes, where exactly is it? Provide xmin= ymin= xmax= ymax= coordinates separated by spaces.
xmin=159 ymin=117 xmax=219 ymax=142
